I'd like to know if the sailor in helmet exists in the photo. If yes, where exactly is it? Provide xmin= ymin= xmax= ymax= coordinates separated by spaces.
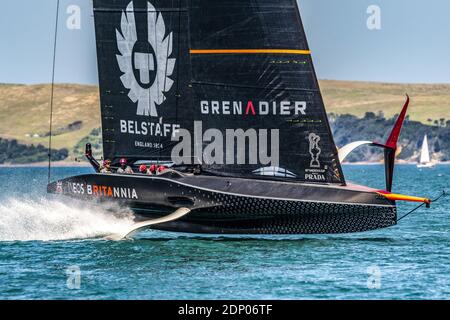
xmin=100 ymin=159 xmax=112 ymax=174
xmin=148 ymin=164 xmax=158 ymax=175
xmin=139 ymin=164 xmax=148 ymax=175
xmin=157 ymin=165 xmax=168 ymax=175
xmin=117 ymin=158 xmax=134 ymax=174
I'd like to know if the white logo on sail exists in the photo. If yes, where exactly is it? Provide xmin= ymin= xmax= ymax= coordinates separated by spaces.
xmin=116 ymin=1 xmax=176 ymax=117
xmin=309 ymin=133 xmax=321 ymax=168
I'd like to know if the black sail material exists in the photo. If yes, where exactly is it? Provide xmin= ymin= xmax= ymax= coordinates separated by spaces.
xmin=93 ymin=0 xmax=345 ymax=184
xmin=93 ymin=0 xmax=191 ymax=163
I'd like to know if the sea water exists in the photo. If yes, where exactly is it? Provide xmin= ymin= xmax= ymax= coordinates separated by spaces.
xmin=0 ymin=165 xmax=448 ymax=299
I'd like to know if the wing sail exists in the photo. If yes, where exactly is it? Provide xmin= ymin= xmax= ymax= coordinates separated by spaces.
xmin=93 ymin=0 xmax=345 ymax=184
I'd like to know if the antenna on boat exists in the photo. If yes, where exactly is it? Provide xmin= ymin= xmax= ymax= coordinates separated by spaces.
xmin=48 ymin=0 xmax=60 ymax=184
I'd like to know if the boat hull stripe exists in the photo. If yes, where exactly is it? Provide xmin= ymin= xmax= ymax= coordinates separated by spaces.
xmin=96 ymin=174 xmax=395 ymax=208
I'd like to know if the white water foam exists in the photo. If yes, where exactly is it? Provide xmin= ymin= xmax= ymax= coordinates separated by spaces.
xmin=0 ymin=198 xmax=135 ymax=241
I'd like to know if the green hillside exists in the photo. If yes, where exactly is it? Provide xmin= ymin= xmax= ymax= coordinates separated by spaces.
xmin=321 ymin=80 xmax=450 ymax=125
xmin=0 ymin=83 xmax=99 ymax=160
xmin=0 ymin=81 xmax=449 ymax=163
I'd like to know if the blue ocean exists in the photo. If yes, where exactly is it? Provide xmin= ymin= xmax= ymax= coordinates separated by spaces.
xmin=0 ymin=165 xmax=448 ymax=300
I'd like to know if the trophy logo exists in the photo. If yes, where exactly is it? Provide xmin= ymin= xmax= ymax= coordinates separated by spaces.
xmin=309 ymin=133 xmax=321 ymax=168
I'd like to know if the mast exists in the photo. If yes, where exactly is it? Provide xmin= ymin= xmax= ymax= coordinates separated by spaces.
xmin=48 ymin=0 xmax=60 ymax=183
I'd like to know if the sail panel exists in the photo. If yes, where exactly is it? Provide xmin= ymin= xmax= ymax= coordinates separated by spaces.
xmin=93 ymin=0 xmax=345 ymax=184
xmin=191 ymin=54 xmax=317 ymax=91
xmin=93 ymin=0 xmax=192 ymax=162
xmin=191 ymin=83 xmax=343 ymax=183
xmin=188 ymin=0 xmax=344 ymax=184
xmin=189 ymin=0 xmax=309 ymax=50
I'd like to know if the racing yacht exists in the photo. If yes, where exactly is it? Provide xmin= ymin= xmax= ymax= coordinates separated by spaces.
xmin=48 ymin=0 xmax=431 ymax=237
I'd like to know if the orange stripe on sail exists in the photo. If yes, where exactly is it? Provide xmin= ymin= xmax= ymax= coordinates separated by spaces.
xmin=189 ymin=49 xmax=311 ymax=55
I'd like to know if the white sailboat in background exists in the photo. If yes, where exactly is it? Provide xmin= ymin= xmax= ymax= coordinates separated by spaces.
xmin=417 ymin=135 xmax=435 ymax=168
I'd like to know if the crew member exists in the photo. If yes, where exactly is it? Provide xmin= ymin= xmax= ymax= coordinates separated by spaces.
xmin=149 ymin=164 xmax=158 ymax=175
xmin=117 ymin=158 xmax=134 ymax=174
xmin=100 ymin=160 xmax=112 ymax=174
xmin=157 ymin=165 xmax=168 ymax=175
xmin=139 ymin=164 xmax=148 ymax=174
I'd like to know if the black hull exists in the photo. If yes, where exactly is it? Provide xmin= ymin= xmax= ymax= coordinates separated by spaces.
xmin=47 ymin=172 xmax=397 ymax=235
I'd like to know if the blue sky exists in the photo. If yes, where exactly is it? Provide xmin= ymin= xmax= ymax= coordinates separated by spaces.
xmin=0 ymin=0 xmax=449 ymax=84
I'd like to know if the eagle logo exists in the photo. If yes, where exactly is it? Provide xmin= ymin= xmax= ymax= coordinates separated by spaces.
xmin=116 ymin=1 xmax=176 ymax=117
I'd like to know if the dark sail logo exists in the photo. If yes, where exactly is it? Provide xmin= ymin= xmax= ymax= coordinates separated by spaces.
xmin=116 ymin=1 xmax=176 ymax=117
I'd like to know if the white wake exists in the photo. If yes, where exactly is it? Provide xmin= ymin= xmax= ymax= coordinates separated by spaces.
xmin=0 ymin=198 xmax=135 ymax=241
